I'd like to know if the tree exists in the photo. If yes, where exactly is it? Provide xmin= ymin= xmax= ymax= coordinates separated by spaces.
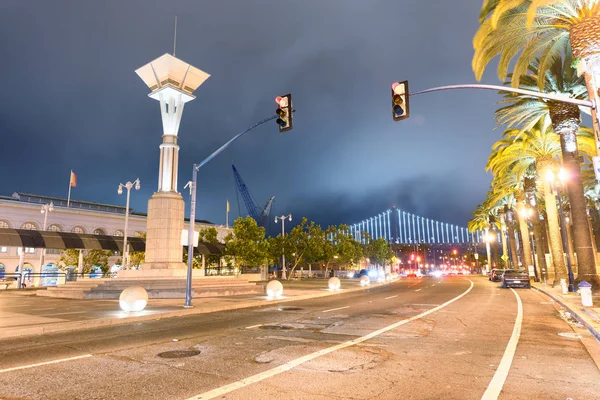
xmin=486 ymin=121 xmax=596 ymax=283
xmin=365 ymin=237 xmax=394 ymax=268
xmin=58 ymin=249 xmax=111 ymax=274
xmin=473 ymin=1 xmax=600 ymax=96
xmin=494 ymin=53 xmax=598 ymax=284
xmin=224 ymin=217 xmax=268 ymax=271
xmin=58 ymin=249 xmax=79 ymax=268
xmin=200 ymin=227 xmax=221 ymax=267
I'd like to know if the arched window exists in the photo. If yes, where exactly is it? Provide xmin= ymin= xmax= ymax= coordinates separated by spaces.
xmin=94 ymin=228 xmax=106 ymax=235
xmin=0 ymin=220 xmax=10 ymax=229
xmin=72 ymin=226 xmax=85 ymax=234
xmin=113 ymin=230 xmax=124 ymax=237
xmin=47 ymin=224 xmax=62 ymax=232
xmin=21 ymin=222 xmax=38 ymax=230
xmin=133 ymin=231 xmax=145 ymax=237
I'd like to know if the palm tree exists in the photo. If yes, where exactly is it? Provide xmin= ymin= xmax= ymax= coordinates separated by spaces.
xmin=468 ymin=203 xmax=495 ymax=272
xmin=494 ymin=53 xmax=599 ymax=283
xmin=488 ymin=123 xmax=568 ymax=283
xmin=473 ymin=1 xmax=600 ymax=98
xmin=489 ymin=172 xmax=536 ymax=272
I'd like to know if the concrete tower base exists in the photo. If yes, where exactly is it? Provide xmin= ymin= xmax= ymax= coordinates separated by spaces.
xmin=142 ymin=191 xmax=186 ymax=270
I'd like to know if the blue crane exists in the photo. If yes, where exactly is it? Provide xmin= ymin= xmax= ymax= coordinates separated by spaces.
xmin=232 ymin=164 xmax=275 ymax=228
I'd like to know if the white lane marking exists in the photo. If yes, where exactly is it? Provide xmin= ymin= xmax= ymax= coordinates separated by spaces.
xmin=415 ymin=289 xmax=422 ymax=292
xmin=481 ymin=288 xmax=523 ymax=400
xmin=245 ymin=324 xmax=262 ymax=329
xmin=321 ymin=306 xmax=350 ymax=313
xmin=384 ymin=295 xmax=398 ymax=300
xmin=188 ymin=280 xmax=475 ymax=400
xmin=0 ymin=354 xmax=92 ymax=374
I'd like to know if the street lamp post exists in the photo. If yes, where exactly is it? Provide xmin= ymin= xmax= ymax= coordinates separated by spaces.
xmin=275 ymin=214 xmax=292 ymax=280
xmin=547 ymin=168 xmax=576 ymax=292
xmin=37 ymin=202 xmax=54 ymax=286
xmin=185 ymin=114 xmax=279 ymax=308
xmin=118 ymin=179 xmax=140 ymax=270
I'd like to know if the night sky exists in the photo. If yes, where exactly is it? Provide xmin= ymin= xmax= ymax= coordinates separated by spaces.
xmin=0 ymin=1 xmax=503 ymax=229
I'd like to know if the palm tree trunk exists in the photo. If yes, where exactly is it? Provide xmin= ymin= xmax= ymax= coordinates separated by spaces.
xmin=507 ymin=218 xmax=519 ymax=268
xmin=500 ymin=223 xmax=509 ymax=268
xmin=516 ymin=206 xmax=533 ymax=273
xmin=484 ymin=228 xmax=492 ymax=272
xmin=531 ymin=212 xmax=548 ymax=282
xmin=559 ymin=129 xmax=597 ymax=284
xmin=543 ymin=181 xmax=567 ymax=284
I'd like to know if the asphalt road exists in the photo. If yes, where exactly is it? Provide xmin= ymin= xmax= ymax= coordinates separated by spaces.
xmin=1 ymin=276 xmax=599 ymax=400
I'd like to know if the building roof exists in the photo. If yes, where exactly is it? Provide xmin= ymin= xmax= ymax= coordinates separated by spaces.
xmin=3 ymin=192 xmax=214 ymax=225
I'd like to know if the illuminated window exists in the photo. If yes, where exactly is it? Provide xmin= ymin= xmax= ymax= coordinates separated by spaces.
xmin=0 ymin=220 xmax=9 ymax=229
xmin=133 ymin=231 xmax=145 ymax=237
xmin=94 ymin=228 xmax=106 ymax=235
xmin=48 ymin=224 xmax=62 ymax=232
xmin=72 ymin=226 xmax=85 ymax=234
xmin=113 ymin=230 xmax=124 ymax=237
xmin=21 ymin=222 xmax=38 ymax=230
xmin=18 ymin=247 xmax=36 ymax=255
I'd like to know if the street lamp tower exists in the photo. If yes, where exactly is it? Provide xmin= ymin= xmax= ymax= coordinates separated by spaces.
xmin=118 ymin=178 xmax=140 ymax=270
xmin=275 ymin=214 xmax=292 ymax=279
xmin=37 ymin=202 xmax=54 ymax=286
xmin=135 ymin=54 xmax=210 ymax=271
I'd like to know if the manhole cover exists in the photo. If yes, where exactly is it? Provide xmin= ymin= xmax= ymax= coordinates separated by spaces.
xmin=277 ymin=307 xmax=303 ymax=311
xmin=157 ymin=350 xmax=201 ymax=358
xmin=558 ymin=332 xmax=584 ymax=339
xmin=259 ymin=325 xmax=293 ymax=330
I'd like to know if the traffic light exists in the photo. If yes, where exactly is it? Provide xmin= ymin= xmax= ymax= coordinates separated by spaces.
xmin=391 ymin=81 xmax=410 ymax=121
xmin=275 ymin=94 xmax=293 ymax=132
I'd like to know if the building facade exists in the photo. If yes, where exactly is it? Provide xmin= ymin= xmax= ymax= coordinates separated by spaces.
xmin=0 ymin=192 xmax=231 ymax=273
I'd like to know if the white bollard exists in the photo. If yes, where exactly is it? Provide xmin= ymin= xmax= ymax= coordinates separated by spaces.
xmin=578 ymin=281 xmax=593 ymax=307
xmin=360 ymin=275 xmax=370 ymax=287
xmin=266 ymin=280 xmax=283 ymax=299
xmin=560 ymin=278 xmax=568 ymax=294
xmin=328 ymin=277 xmax=341 ymax=291
xmin=119 ymin=286 xmax=148 ymax=312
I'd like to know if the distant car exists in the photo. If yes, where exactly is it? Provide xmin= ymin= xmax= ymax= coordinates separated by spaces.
xmin=489 ymin=269 xmax=505 ymax=282
xmin=501 ymin=269 xmax=531 ymax=289
xmin=358 ymin=269 xmax=369 ymax=277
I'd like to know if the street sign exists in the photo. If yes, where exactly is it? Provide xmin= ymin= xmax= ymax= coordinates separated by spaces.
xmin=501 ymin=254 xmax=508 ymax=262
xmin=593 ymin=156 xmax=600 ymax=181
xmin=474 ymin=253 xmax=479 ymax=260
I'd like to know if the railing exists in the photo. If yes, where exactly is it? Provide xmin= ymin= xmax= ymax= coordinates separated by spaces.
xmin=0 ymin=272 xmax=68 ymax=289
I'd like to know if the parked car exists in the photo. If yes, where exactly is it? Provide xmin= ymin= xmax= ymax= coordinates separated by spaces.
xmin=501 ymin=269 xmax=531 ymax=289
xmin=489 ymin=269 xmax=505 ymax=282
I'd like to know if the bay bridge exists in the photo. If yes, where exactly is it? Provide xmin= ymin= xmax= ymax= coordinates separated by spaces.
xmin=347 ymin=207 xmax=489 ymax=245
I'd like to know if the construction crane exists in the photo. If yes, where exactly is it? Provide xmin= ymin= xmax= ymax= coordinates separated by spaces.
xmin=232 ymin=164 xmax=275 ymax=228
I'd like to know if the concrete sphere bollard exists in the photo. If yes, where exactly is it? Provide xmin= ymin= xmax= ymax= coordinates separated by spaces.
xmin=266 ymin=280 xmax=283 ymax=298
xmin=360 ymin=275 xmax=370 ymax=287
xmin=328 ymin=277 xmax=341 ymax=291
xmin=119 ymin=286 xmax=148 ymax=312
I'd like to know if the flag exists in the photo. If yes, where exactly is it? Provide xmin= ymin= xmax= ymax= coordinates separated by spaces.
xmin=226 ymin=199 xmax=230 ymax=212
xmin=70 ymin=171 xmax=77 ymax=188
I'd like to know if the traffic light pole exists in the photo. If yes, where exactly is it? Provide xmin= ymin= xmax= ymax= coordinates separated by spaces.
xmin=184 ymin=114 xmax=278 ymax=308
xmin=409 ymin=84 xmax=593 ymax=109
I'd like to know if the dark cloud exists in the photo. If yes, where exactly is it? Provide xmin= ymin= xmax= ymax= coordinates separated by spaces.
xmin=0 ymin=0 xmax=499 ymax=229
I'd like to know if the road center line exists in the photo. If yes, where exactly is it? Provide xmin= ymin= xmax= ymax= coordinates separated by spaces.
xmin=384 ymin=295 xmax=398 ymax=300
xmin=188 ymin=280 xmax=474 ymax=400
xmin=245 ymin=324 xmax=262 ymax=329
xmin=0 ymin=354 xmax=93 ymax=374
xmin=481 ymin=288 xmax=523 ymax=400
xmin=321 ymin=306 xmax=350 ymax=313
xmin=415 ymin=289 xmax=422 ymax=292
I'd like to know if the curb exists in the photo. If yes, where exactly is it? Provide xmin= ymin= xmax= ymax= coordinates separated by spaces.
xmin=532 ymin=286 xmax=600 ymax=343
xmin=0 ymin=280 xmax=393 ymax=340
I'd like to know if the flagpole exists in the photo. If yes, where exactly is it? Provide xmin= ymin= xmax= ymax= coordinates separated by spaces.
xmin=67 ymin=170 xmax=72 ymax=207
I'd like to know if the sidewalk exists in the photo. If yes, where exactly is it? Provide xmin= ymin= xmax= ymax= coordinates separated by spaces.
xmin=532 ymin=282 xmax=600 ymax=343
xmin=0 ymin=278 xmax=384 ymax=340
